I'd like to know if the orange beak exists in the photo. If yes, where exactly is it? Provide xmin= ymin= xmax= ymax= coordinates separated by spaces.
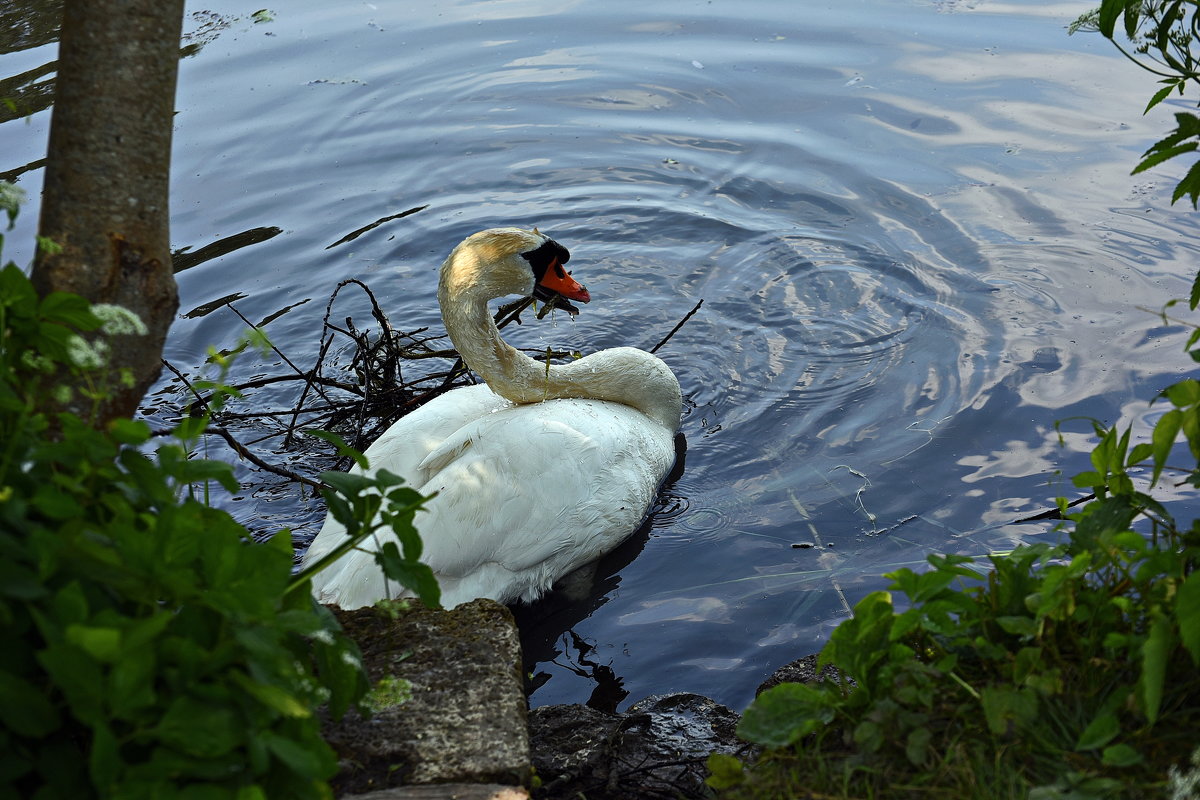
xmin=537 ymin=258 xmax=591 ymax=304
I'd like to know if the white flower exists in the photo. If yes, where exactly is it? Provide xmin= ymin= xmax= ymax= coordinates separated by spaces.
xmin=65 ymin=334 xmax=108 ymax=369
xmin=92 ymin=304 xmax=148 ymax=337
xmin=0 ymin=182 xmax=26 ymax=223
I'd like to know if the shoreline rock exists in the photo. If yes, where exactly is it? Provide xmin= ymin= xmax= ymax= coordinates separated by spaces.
xmin=324 ymin=600 xmax=530 ymax=796
xmin=326 ymin=599 xmax=817 ymax=799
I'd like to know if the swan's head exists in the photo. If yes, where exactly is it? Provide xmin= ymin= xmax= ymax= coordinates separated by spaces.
xmin=440 ymin=227 xmax=591 ymax=313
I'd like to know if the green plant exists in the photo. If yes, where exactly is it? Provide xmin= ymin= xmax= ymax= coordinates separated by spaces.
xmin=1071 ymin=0 xmax=1200 ymax=206
xmin=0 ymin=198 xmax=438 ymax=798
xmin=719 ymin=306 xmax=1200 ymax=792
xmin=297 ymin=431 xmax=441 ymax=607
xmin=722 ymin=365 xmax=1200 ymax=798
xmin=725 ymin=487 xmax=1200 ymax=796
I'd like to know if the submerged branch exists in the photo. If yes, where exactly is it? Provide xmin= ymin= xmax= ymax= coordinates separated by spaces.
xmin=651 ymin=299 xmax=703 ymax=354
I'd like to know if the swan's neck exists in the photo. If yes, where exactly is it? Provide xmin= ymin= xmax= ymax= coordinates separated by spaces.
xmin=439 ymin=288 xmax=681 ymax=433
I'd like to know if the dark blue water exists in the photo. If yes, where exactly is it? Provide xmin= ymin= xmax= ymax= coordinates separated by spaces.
xmin=4 ymin=0 xmax=1199 ymax=712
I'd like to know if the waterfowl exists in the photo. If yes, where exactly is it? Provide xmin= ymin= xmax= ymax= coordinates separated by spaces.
xmin=303 ymin=227 xmax=683 ymax=609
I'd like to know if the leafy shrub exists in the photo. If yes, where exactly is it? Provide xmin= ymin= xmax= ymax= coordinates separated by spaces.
xmin=724 ymin=403 xmax=1200 ymax=797
xmin=0 ymin=218 xmax=437 ymax=797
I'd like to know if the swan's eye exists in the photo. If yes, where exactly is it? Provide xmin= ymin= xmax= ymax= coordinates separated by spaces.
xmin=520 ymin=237 xmax=572 ymax=281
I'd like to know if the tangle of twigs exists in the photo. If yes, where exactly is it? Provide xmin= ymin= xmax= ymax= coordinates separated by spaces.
xmin=160 ymin=280 xmax=702 ymax=495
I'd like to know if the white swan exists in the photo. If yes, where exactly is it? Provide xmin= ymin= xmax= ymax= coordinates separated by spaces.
xmin=303 ymin=227 xmax=683 ymax=609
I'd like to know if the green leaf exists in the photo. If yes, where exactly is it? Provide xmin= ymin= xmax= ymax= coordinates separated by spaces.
xmin=1097 ymin=0 xmax=1126 ymax=38
xmin=1129 ymin=438 xmax=1153 ymax=463
xmin=1101 ymin=743 xmax=1143 ymax=767
xmin=1121 ymin=0 xmax=1140 ymax=37
xmin=108 ymin=417 xmax=151 ymax=445
xmin=156 ymin=696 xmax=241 ymax=758
xmin=1151 ymin=409 xmax=1182 ymax=487
xmin=0 ymin=670 xmax=60 ymax=737
xmin=1138 ymin=615 xmax=1171 ymax=723
xmin=173 ymin=457 xmax=240 ymax=493
xmin=1133 ymin=141 xmax=1198 ymax=175
xmin=905 ymin=725 xmax=932 ymax=766
xmin=36 ymin=643 xmax=105 ymax=725
xmin=1144 ymin=82 xmax=1178 ymax=113
xmin=823 ymin=591 xmax=896 ymax=683
xmin=736 ymin=682 xmax=835 ymax=747
xmin=995 ymin=616 xmax=1037 ymax=637
xmin=979 ymin=686 xmax=1037 ymax=736
xmin=1075 ymin=710 xmax=1119 ymax=750
xmin=88 ymin=721 xmax=120 ymax=791
xmin=704 ymin=753 xmax=745 ymax=790
xmin=231 ymin=671 xmax=312 ymax=719
xmin=306 ymin=429 xmax=369 ymax=470
xmin=109 ymin=646 xmax=157 ymax=717
xmin=1172 ymin=158 xmax=1200 ymax=207
xmin=312 ymin=627 xmax=368 ymax=721
xmin=1176 ymin=571 xmax=1200 ymax=663
xmin=375 ymin=542 xmax=441 ymax=608
xmin=1166 ymin=379 xmax=1200 ymax=406
xmin=65 ymin=624 xmax=122 ymax=663
xmin=321 ymin=471 xmax=377 ymax=499
xmin=0 ymin=263 xmax=37 ymax=311
xmin=38 ymin=292 xmax=101 ymax=330
xmin=260 ymin=730 xmax=335 ymax=780
xmin=51 ymin=582 xmax=89 ymax=626
xmin=173 ymin=415 xmax=209 ymax=443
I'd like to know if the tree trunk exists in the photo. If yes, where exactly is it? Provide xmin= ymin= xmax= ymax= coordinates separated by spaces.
xmin=31 ymin=0 xmax=184 ymax=423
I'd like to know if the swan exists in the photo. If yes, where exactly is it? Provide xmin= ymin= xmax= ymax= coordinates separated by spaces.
xmin=303 ymin=227 xmax=683 ymax=609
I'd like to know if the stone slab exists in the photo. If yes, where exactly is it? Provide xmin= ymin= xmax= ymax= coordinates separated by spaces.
xmin=324 ymin=599 xmax=531 ymax=795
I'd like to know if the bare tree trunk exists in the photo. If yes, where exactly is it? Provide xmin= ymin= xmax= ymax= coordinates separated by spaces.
xmin=31 ymin=0 xmax=184 ymax=423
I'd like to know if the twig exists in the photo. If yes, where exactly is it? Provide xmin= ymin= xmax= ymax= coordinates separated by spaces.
xmin=1015 ymin=494 xmax=1095 ymax=523
xmin=226 ymin=302 xmax=334 ymax=406
xmin=161 ymin=358 xmax=210 ymax=414
xmin=324 ymin=205 xmax=428 ymax=250
xmin=650 ymin=299 xmax=703 ymax=354
xmin=287 ymin=278 xmax=368 ymax=445
xmin=206 ymin=426 xmax=326 ymax=491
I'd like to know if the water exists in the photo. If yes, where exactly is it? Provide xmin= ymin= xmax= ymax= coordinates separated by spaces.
xmin=4 ymin=0 xmax=1200 ymax=712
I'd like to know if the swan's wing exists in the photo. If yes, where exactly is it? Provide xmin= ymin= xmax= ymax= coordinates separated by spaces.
xmin=303 ymin=384 xmax=507 ymax=588
xmin=412 ymin=399 xmax=674 ymax=598
xmin=358 ymin=383 xmax=510 ymax=481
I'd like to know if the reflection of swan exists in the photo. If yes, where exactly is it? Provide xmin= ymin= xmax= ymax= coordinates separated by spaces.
xmin=304 ymin=228 xmax=683 ymax=609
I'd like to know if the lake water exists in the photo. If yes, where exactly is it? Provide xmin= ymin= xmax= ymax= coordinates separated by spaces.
xmin=4 ymin=0 xmax=1200 ymax=713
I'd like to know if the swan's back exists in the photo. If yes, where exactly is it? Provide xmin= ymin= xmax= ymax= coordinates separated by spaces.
xmin=306 ymin=385 xmax=676 ymax=609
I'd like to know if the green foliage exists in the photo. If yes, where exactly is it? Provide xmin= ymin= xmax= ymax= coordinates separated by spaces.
xmin=1072 ymin=1 xmax=1200 ymax=205
xmin=0 ymin=237 xmax=439 ymax=797
xmin=298 ymin=431 xmax=441 ymax=607
xmin=721 ymin=303 xmax=1200 ymax=798
xmin=0 ymin=262 xmax=369 ymax=798
xmin=726 ymin=472 xmax=1200 ymax=796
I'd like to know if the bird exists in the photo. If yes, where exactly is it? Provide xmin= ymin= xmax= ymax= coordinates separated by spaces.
xmin=303 ymin=227 xmax=683 ymax=609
